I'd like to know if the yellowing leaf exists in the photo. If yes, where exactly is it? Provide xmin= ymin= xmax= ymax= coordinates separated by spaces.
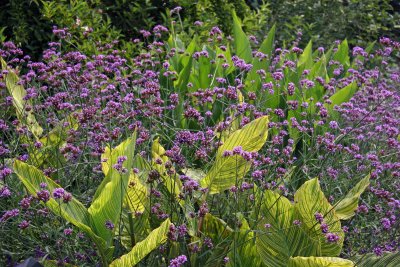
xmin=110 ymin=219 xmax=172 ymax=267
xmin=335 ymin=175 xmax=370 ymax=220
xmin=201 ymin=116 xmax=269 ymax=194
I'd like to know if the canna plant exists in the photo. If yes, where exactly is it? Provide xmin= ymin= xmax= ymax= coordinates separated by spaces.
xmin=9 ymin=110 xmax=400 ymax=266
xmin=12 ymin=132 xmax=174 ymax=266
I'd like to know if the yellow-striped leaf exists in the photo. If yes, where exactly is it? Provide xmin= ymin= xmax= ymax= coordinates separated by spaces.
xmin=110 ymin=219 xmax=172 ymax=267
xmin=256 ymin=190 xmax=317 ymax=267
xmin=288 ymin=256 xmax=354 ymax=267
xmin=13 ymin=160 xmax=110 ymax=258
xmin=201 ymin=116 xmax=269 ymax=194
xmin=334 ymin=175 xmax=370 ymax=220
xmin=294 ymin=178 xmax=344 ymax=256
xmin=89 ymin=133 xmax=137 ymax=243
xmin=1 ymin=57 xmax=43 ymax=138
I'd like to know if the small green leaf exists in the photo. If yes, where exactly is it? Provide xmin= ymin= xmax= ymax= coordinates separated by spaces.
xmin=334 ymin=175 xmax=370 ymax=220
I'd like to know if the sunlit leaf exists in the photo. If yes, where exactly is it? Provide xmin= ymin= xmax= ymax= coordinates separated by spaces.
xmin=294 ymin=178 xmax=344 ymax=256
xmin=1 ymin=57 xmax=43 ymax=138
xmin=201 ymin=116 xmax=269 ymax=194
xmin=89 ymin=133 xmax=137 ymax=243
xmin=288 ymin=256 xmax=354 ymax=267
xmin=110 ymin=219 xmax=172 ymax=267
xmin=334 ymin=175 xmax=370 ymax=220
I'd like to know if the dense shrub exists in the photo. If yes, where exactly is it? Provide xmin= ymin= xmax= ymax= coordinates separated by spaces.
xmin=2 ymin=0 xmax=398 ymax=60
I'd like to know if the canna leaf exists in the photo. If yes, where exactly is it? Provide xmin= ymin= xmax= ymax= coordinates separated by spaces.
xmin=298 ymin=40 xmax=313 ymax=69
xmin=256 ymin=190 xmax=317 ymax=267
xmin=200 ymin=116 xmax=269 ymax=194
xmin=232 ymin=10 xmax=252 ymax=63
xmin=326 ymin=81 xmax=357 ymax=113
xmin=246 ymin=24 xmax=276 ymax=91
xmin=89 ymin=133 xmax=137 ymax=243
xmin=124 ymin=172 xmax=148 ymax=214
xmin=227 ymin=215 xmax=262 ymax=267
xmin=109 ymin=218 xmax=172 ymax=267
xmin=294 ymin=178 xmax=344 ymax=256
xmin=334 ymin=175 xmax=370 ymax=220
xmin=288 ymin=256 xmax=354 ymax=267
xmin=1 ymin=57 xmax=43 ymax=138
xmin=202 ymin=213 xmax=233 ymax=266
xmin=151 ymin=138 xmax=183 ymax=203
xmin=333 ymin=39 xmax=350 ymax=68
xmin=13 ymin=160 xmax=111 ymax=258
xmin=353 ymin=252 xmax=400 ymax=267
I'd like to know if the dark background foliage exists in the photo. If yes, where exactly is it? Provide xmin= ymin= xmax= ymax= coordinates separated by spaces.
xmin=1 ymin=0 xmax=399 ymax=59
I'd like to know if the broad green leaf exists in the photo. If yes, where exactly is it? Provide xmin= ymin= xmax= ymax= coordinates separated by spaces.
xmin=202 ymin=213 xmax=233 ymax=266
xmin=333 ymin=39 xmax=350 ymax=67
xmin=288 ymin=256 xmax=354 ymax=267
xmin=124 ymin=172 xmax=148 ymax=214
xmin=232 ymin=10 xmax=252 ymax=62
xmin=201 ymin=116 xmax=269 ymax=194
xmin=256 ymin=190 xmax=317 ymax=267
xmin=298 ymin=40 xmax=313 ymax=69
xmin=334 ymin=175 xmax=370 ymax=220
xmin=116 ymin=207 xmax=150 ymax=250
xmin=1 ymin=57 xmax=43 ymax=138
xmin=110 ymin=219 xmax=172 ymax=267
xmin=353 ymin=252 xmax=400 ymax=267
xmin=227 ymin=215 xmax=262 ymax=267
xmin=13 ymin=160 xmax=110 ymax=257
xmin=294 ymin=178 xmax=344 ymax=256
xmin=246 ymin=24 xmax=276 ymax=91
xmin=326 ymin=81 xmax=357 ymax=113
xmin=89 ymin=133 xmax=137 ymax=243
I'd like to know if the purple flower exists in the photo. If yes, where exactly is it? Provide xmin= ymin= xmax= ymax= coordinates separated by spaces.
xmin=64 ymin=228 xmax=73 ymax=236
xmin=0 ymin=209 xmax=20 ymax=222
xmin=18 ymin=220 xmax=30 ymax=229
xmin=105 ymin=220 xmax=114 ymax=230
xmin=381 ymin=218 xmax=391 ymax=230
xmin=168 ymin=255 xmax=187 ymax=267
xmin=53 ymin=188 xmax=65 ymax=199
xmin=37 ymin=189 xmax=50 ymax=202
xmin=325 ymin=233 xmax=340 ymax=243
